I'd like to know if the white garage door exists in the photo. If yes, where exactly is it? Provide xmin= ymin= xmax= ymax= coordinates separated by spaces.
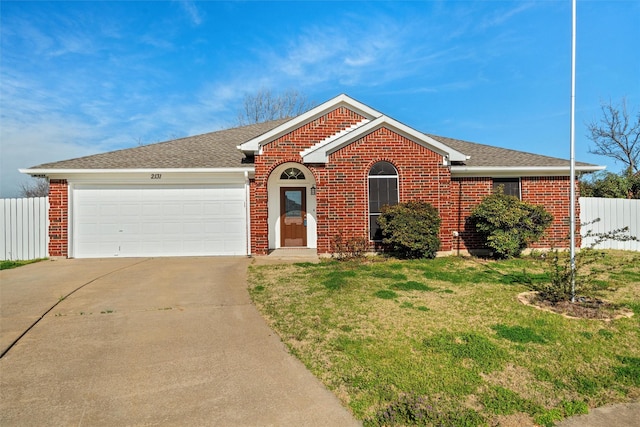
xmin=73 ymin=184 xmax=247 ymax=258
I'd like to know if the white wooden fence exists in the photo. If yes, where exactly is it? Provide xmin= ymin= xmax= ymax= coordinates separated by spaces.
xmin=0 ymin=197 xmax=49 ymax=261
xmin=580 ymin=197 xmax=640 ymax=251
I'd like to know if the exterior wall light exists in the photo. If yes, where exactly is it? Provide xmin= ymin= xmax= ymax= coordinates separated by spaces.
xmin=310 ymin=185 xmax=316 ymax=195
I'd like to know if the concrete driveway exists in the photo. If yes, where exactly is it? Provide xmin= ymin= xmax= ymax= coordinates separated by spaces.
xmin=0 ymin=257 xmax=360 ymax=426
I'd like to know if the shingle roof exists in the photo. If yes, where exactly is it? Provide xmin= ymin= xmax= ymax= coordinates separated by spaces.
xmin=29 ymin=119 xmax=289 ymax=170
xmin=27 ymin=119 xmax=597 ymax=170
xmin=428 ymin=134 xmax=595 ymax=168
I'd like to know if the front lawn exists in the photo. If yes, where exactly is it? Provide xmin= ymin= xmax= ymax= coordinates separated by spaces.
xmin=248 ymin=252 xmax=640 ymax=426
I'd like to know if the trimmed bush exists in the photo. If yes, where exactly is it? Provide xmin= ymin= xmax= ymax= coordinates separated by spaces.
xmin=378 ymin=201 xmax=441 ymax=259
xmin=470 ymin=190 xmax=553 ymax=258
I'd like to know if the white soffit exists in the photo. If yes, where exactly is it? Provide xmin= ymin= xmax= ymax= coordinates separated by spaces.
xmin=450 ymin=165 xmax=606 ymax=177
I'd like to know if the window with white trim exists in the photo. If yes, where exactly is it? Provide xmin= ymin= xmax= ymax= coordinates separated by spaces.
xmin=369 ymin=161 xmax=399 ymax=240
xmin=280 ymin=167 xmax=305 ymax=180
xmin=493 ymin=178 xmax=521 ymax=199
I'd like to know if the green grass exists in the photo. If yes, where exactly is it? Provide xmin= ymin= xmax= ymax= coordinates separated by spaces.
xmin=0 ymin=258 xmax=46 ymax=270
xmin=248 ymin=251 xmax=640 ymax=426
xmin=391 ymin=280 xmax=436 ymax=292
xmin=492 ymin=324 xmax=548 ymax=344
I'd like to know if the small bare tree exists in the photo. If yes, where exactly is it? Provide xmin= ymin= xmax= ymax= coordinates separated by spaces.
xmin=587 ymin=98 xmax=640 ymax=175
xmin=19 ymin=178 xmax=49 ymax=198
xmin=236 ymin=89 xmax=315 ymax=126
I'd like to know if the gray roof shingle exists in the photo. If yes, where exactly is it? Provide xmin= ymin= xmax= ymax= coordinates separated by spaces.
xmin=29 ymin=119 xmax=289 ymax=170
xmin=27 ymin=119 xmax=597 ymax=170
xmin=428 ymin=134 xmax=595 ymax=168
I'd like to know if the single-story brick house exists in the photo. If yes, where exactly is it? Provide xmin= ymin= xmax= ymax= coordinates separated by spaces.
xmin=21 ymin=94 xmax=603 ymax=258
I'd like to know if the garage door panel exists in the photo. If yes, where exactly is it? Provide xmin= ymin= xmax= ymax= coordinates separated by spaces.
xmin=183 ymin=222 xmax=204 ymax=234
xmin=162 ymin=203 xmax=182 ymax=216
xmin=183 ymin=203 xmax=203 ymax=216
xmin=162 ymin=222 xmax=183 ymax=234
xmin=73 ymin=184 xmax=247 ymax=257
xmin=142 ymin=223 xmax=163 ymax=234
xmin=139 ymin=240 xmax=163 ymax=254
xmin=223 ymin=201 xmax=245 ymax=214
xmin=99 ymin=223 xmax=120 ymax=234
xmin=141 ymin=204 xmax=160 ymax=215
xmin=100 ymin=204 xmax=119 ymax=216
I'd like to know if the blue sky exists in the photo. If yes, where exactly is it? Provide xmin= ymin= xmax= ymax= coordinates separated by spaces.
xmin=1 ymin=0 xmax=638 ymax=197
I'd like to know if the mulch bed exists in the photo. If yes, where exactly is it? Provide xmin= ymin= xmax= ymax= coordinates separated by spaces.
xmin=517 ymin=291 xmax=634 ymax=321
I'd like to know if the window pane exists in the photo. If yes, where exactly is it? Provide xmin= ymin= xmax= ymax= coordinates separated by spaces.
xmin=280 ymin=168 xmax=305 ymax=180
xmin=368 ymin=162 xmax=399 ymax=241
xmin=493 ymin=178 xmax=520 ymax=198
xmin=284 ymin=190 xmax=303 ymax=217
xmin=369 ymin=161 xmax=397 ymax=176
xmin=369 ymin=179 xmax=380 ymax=211
xmin=369 ymin=178 xmax=399 ymax=213
xmin=370 ymin=214 xmax=383 ymax=241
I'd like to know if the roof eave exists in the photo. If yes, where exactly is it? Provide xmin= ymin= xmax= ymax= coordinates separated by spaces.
xmin=19 ymin=167 xmax=255 ymax=176
xmin=450 ymin=165 xmax=606 ymax=177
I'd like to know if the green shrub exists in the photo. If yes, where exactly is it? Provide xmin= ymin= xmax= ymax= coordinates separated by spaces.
xmin=378 ymin=201 xmax=441 ymax=259
xmin=470 ymin=190 xmax=553 ymax=258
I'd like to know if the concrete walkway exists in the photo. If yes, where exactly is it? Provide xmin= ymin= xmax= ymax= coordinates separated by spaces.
xmin=252 ymin=248 xmax=321 ymax=265
xmin=556 ymin=401 xmax=640 ymax=427
xmin=0 ymin=257 xmax=359 ymax=426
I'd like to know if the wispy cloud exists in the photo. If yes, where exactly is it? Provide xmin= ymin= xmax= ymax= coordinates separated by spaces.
xmin=178 ymin=1 xmax=203 ymax=26
xmin=255 ymin=19 xmax=419 ymax=88
xmin=479 ymin=2 xmax=536 ymax=30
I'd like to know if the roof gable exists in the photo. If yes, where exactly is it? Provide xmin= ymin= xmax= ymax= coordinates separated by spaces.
xmin=240 ymin=94 xmax=468 ymax=165
xmin=238 ymin=94 xmax=383 ymax=154
xmin=301 ymin=115 xmax=468 ymax=164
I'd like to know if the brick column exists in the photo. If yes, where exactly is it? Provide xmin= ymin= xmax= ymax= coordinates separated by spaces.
xmin=48 ymin=179 xmax=68 ymax=257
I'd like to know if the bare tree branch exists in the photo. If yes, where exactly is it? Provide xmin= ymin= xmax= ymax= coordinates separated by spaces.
xmin=19 ymin=178 xmax=49 ymax=198
xmin=587 ymin=97 xmax=640 ymax=174
xmin=236 ymin=89 xmax=315 ymax=126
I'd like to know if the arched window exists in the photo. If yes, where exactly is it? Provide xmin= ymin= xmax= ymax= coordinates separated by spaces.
xmin=368 ymin=161 xmax=398 ymax=240
xmin=280 ymin=167 xmax=305 ymax=180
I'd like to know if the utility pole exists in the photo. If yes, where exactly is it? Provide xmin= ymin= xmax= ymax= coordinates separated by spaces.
xmin=570 ymin=0 xmax=577 ymax=303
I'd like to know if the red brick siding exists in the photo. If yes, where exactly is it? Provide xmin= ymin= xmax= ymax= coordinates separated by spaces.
xmin=450 ymin=176 xmax=579 ymax=253
xmin=523 ymin=176 xmax=580 ymax=248
xmin=249 ymin=107 xmax=455 ymax=254
xmin=48 ymin=179 xmax=68 ymax=257
xmin=325 ymin=127 xmax=452 ymax=253
xmin=250 ymin=107 xmax=366 ymax=254
xmin=450 ymin=177 xmax=493 ymax=252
